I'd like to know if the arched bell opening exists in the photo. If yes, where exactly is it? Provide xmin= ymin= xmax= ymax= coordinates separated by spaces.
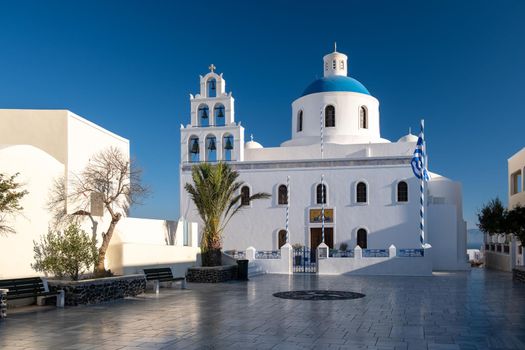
xmin=223 ymin=134 xmax=234 ymax=161
xmin=205 ymin=135 xmax=217 ymax=162
xmin=188 ymin=136 xmax=200 ymax=162
xmin=214 ymin=104 xmax=225 ymax=126
xmin=198 ymin=104 xmax=209 ymax=127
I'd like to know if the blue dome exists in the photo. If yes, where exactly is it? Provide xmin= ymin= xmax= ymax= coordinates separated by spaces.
xmin=301 ymin=76 xmax=370 ymax=97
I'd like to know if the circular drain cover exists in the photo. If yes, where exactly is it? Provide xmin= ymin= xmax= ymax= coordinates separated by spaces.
xmin=273 ymin=290 xmax=365 ymax=301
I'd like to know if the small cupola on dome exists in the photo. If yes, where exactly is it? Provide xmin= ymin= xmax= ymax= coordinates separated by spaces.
xmin=397 ymin=129 xmax=418 ymax=143
xmin=245 ymin=134 xmax=263 ymax=149
xmin=323 ymin=42 xmax=348 ymax=77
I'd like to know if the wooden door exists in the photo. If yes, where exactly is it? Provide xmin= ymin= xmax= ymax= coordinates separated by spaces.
xmin=310 ymin=228 xmax=334 ymax=249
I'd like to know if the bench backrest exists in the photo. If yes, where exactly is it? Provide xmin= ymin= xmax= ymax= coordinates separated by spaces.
xmin=143 ymin=268 xmax=174 ymax=281
xmin=0 ymin=277 xmax=46 ymax=299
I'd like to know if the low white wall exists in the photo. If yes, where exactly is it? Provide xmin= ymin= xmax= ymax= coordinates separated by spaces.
xmin=318 ymin=250 xmax=432 ymax=276
xmin=246 ymin=245 xmax=292 ymax=274
xmin=485 ymin=251 xmax=511 ymax=272
xmin=107 ymin=243 xmax=200 ymax=277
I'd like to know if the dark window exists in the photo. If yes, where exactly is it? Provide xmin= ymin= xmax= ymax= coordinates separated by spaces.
xmin=359 ymin=106 xmax=368 ymax=129
xmin=316 ymin=184 xmax=327 ymax=204
xmin=325 ymin=105 xmax=335 ymax=127
xmin=356 ymin=182 xmax=367 ymax=203
xmin=241 ymin=186 xmax=250 ymax=206
xmin=357 ymin=228 xmax=367 ymax=249
xmin=297 ymin=111 xmax=303 ymax=132
xmin=278 ymin=185 xmax=288 ymax=205
xmin=278 ymin=230 xmax=287 ymax=248
xmin=397 ymin=181 xmax=408 ymax=202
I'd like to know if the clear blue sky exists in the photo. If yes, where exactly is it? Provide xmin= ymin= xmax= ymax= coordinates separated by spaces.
xmin=1 ymin=1 xmax=524 ymax=228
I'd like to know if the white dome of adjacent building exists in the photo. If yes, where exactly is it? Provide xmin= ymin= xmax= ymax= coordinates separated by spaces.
xmin=397 ymin=132 xmax=418 ymax=143
xmin=245 ymin=135 xmax=263 ymax=149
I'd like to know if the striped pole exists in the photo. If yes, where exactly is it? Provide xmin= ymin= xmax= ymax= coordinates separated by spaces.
xmin=320 ymin=108 xmax=325 ymax=244
xmin=420 ymin=119 xmax=425 ymax=246
xmin=285 ymin=175 xmax=290 ymax=244
xmin=321 ymin=174 xmax=325 ymax=243
xmin=320 ymin=107 xmax=324 ymax=159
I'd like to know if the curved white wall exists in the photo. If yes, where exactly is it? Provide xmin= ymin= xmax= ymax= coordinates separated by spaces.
xmin=285 ymin=92 xmax=385 ymax=146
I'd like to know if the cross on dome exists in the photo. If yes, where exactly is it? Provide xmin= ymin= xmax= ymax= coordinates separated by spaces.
xmin=208 ymin=64 xmax=216 ymax=73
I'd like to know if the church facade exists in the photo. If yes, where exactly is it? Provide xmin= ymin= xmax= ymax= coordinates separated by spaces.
xmin=180 ymin=49 xmax=468 ymax=271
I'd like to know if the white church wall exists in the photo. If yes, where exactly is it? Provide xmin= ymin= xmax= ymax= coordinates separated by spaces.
xmin=181 ymin=163 xmax=424 ymax=252
xmin=246 ymin=142 xmax=416 ymax=162
xmin=427 ymin=178 xmax=469 ymax=270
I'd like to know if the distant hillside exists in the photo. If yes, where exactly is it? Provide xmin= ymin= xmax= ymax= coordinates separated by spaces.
xmin=467 ymin=228 xmax=484 ymax=249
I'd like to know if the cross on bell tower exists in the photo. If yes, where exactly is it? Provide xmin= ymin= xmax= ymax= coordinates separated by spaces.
xmin=209 ymin=64 xmax=216 ymax=73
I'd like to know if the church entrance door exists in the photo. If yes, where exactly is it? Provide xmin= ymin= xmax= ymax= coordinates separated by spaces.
xmin=310 ymin=227 xmax=334 ymax=251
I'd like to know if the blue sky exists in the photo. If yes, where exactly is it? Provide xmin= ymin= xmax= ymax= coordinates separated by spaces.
xmin=0 ymin=1 xmax=524 ymax=228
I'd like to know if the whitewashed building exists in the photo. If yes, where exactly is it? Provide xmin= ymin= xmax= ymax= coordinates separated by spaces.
xmin=0 ymin=109 xmax=199 ymax=278
xmin=180 ymin=49 xmax=469 ymax=273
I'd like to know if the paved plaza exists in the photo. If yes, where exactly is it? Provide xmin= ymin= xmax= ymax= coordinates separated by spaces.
xmin=1 ymin=269 xmax=525 ymax=350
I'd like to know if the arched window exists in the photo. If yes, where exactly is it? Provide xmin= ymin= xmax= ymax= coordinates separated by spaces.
xmin=278 ymin=185 xmax=288 ymax=205
xmin=297 ymin=110 xmax=303 ymax=132
xmin=205 ymin=135 xmax=217 ymax=162
xmin=223 ymin=134 xmax=234 ymax=161
xmin=397 ymin=181 xmax=408 ymax=202
xmin=316 ymin=184 xmax=327 ymax=204
xmin=198 ymin=104 xmax=209 ymax=127
xmin=332 ymin=60 xmax=336 ymax=69
xmin=278 ymin=230 xmax=287 ymax=248
xmin=356 ymin=182 xmax=367 ymax=203
xmin=359 ymin=106 xmax=368 ymax=129
xmin=214 ymin=104 xmax=225 ymax=126
xmin=188 ymin=136 xmax=200 ymax=162
xmin=241 ymin=186 xmax=250 ymax=206
xmin=357 ymin=228 xmax=367 ymax=249
xmin=207 ymin=78 xmax=216 ymax=98
xmin=325 ymin=105 xmax=335 ymax=127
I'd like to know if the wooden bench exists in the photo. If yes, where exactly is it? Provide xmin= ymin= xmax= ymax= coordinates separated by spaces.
xmin=0 ymin=277 xmax=64 ymax=318
xmin=143 ymin=268 xmax=186 ymax=294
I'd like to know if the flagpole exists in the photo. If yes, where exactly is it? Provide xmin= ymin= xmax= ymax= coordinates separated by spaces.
xmin=420 ymin=119 xmax=425 ymax=247
xmin=320 ymin=107 xmax=325 ymax=244
xmin=285 ymin=175 xmax=290 ymax=244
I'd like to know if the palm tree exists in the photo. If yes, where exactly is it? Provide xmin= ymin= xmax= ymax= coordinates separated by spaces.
xmin=185 ymin=162 xmax=270 ymax=266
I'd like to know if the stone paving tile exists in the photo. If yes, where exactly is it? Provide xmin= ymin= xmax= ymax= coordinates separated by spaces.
xmin=1 ymin=269 xmax=525 ymax=349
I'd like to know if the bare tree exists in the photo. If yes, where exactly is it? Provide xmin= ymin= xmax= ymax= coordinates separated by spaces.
xmin=69 ymin=147 xmax=148 ymax=275
xmin=0 ymin=173 xmax=28 ymax=235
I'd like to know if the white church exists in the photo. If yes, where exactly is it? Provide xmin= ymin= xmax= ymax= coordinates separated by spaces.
xmin=180 ymin=48 xmax=469 ymax=272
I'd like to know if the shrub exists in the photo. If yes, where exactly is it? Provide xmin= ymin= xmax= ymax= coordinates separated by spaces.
xmin=32 ymin=224 xmax=98 ymax=280
xmin=339 ymin=242 xmax=348 ymax=251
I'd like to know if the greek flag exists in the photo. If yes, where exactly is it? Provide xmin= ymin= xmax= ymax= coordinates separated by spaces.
xmin=411 ymin=133 xmax=430 ymax=181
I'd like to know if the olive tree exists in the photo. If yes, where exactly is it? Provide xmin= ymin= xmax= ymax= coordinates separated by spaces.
xmin=32 ymin=224 xmax=97 ymax=280
xmin=54 ymin=147 xmax=148 ymax=276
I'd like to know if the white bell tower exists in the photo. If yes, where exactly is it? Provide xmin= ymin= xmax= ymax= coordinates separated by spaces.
xmin=180 ymin=64 xmax=244 ymax=163
xmin=323 ymin=43 xmax=348 ymax=77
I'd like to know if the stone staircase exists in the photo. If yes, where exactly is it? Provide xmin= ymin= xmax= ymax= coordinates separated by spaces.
xmin=248 ymin=261 xmax=265 ymax=278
